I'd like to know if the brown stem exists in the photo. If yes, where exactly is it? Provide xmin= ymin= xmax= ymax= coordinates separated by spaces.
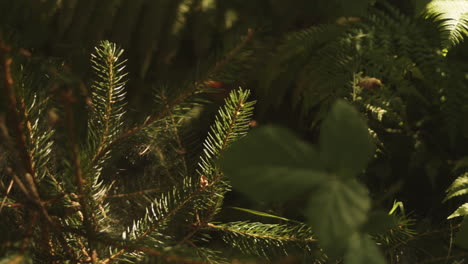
xmin=0 ymin=47 xmax=36 ymax=178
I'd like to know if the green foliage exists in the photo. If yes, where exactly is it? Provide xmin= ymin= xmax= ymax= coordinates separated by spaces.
xmin=2 ymin=39 xmax=322 ymax=263
xmin=2 ymin=0 xmax=468 ymax=263
xmin=425 ymin=0 xmax=468 ymax=50
xmin=88 ymin=41 xmax=128 ymax=158
xmin=220 ymin=100 xmax=385 ymax=263
xmin=319 ymin=100 xmax=375 ymax=177
xmin=220 ymin=126 xmax=325 ymax=201
xmin=345 ymin=233 xmax=385 ymax=264
xmin=209 ymin=221 xmax=319 ymax=260
xmin=445 ymin=169 xmax=468 ymax=249
xmin=445 ymin=172 xmax=468 ymax=201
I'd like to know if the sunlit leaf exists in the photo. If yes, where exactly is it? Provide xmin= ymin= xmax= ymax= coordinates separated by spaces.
xmin=445 ymin=172 xmax=468 ymax=201
xmin=448 ymin=203 xmax=468 ymax=219
xmin=425 ymin=0 xmax=468 ymax=49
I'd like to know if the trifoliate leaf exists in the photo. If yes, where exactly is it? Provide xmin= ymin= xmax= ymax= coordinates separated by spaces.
xmin=319 ymin=100 xmax=374 ymax=178
xmin=219 ymin=126 xmax=326 ymax=201
xmin=345 ymin=233 xmax=386 ymax=264
xmin=305 ymin=179 xmax=371 ymax=254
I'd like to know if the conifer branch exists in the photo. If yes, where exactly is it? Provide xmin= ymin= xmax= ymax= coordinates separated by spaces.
xmin=206 ymin=222 xmax=317 ymax=259
xmin=92 ymin=30 xmax=255 ymax=166
xmin=89 ymin=41 xmax=128 ymax=164
xmin=0 ymin=42 xmax=36 ymax=178
xmin=63 ymin=91 xmax=98 ymax=261
xmin=177 ymin=88 xmax=256 ymax=246
xmin=206 ymin=223 xmax=317 ymax=243
xmin=99 ymin=239 xmax=210 ymax=264
xmin=0 ymin=43 xmax=57 ymax=234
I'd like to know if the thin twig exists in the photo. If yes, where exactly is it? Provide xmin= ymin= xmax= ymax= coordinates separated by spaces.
xmin=97 ymin=238 xmax=210 ymax=264
xmin=390 ymin=224 xmax=461 ymax=251
xmin=416 ymin=252 xmax=468 ymax=264
xmin=161 ymin=90 xmax=189 ymax=176
xmin=445 ymin=222 xmax=453 ymax=264
xmin=0 ymin=179 xmax=14 ymax=213
xmin=20 ymin=211 xmax=39 ymax=250
xmin=106 ymin=187 xmax=162 ymax=199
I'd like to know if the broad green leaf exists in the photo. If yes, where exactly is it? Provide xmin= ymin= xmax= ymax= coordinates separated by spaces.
xmin=319 ymin=100 xmax=375 ymax=178
xmin=454 ymin=216 xmax=468 ymax=249
xmin=305 ymin=179 xmax=371 ymax=253
xmin=345 ymin=233 xmax=386 ymax=264
xmin=448 ymin=203 xmax=468 ymax=219
xmin=362 ymin=210 xmax=398 ymax=234
xmin=219 ymin=126 xmax=326 ymax=201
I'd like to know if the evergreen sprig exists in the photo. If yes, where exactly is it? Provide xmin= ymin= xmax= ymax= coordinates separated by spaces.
xmin=208 ymin=221 xmax=318 ymax=260
xmin=88 ymin=40 xmax=128 ymax=163
xmin=107 ymin=88 xmax=256 ymax=261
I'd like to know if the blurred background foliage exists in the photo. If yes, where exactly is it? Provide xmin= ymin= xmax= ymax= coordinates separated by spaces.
xmin=1 ymin=0 xmax=468 ymax=262
xmin=0 ymin=0 xmax=417 ymax=112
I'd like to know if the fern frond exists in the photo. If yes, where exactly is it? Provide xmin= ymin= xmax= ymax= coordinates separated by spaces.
xmin=425 ymin=0 xmax=468 ymax=50
xmin=260 ymin=24 xmax=346 ymax=110
xmin=445 ymin=172 xmax=468 ymax=201
xmin=208 ymin=221 xmax=318 ymax=260
xmin=448 ymin=203 xmax=468 ymax=219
